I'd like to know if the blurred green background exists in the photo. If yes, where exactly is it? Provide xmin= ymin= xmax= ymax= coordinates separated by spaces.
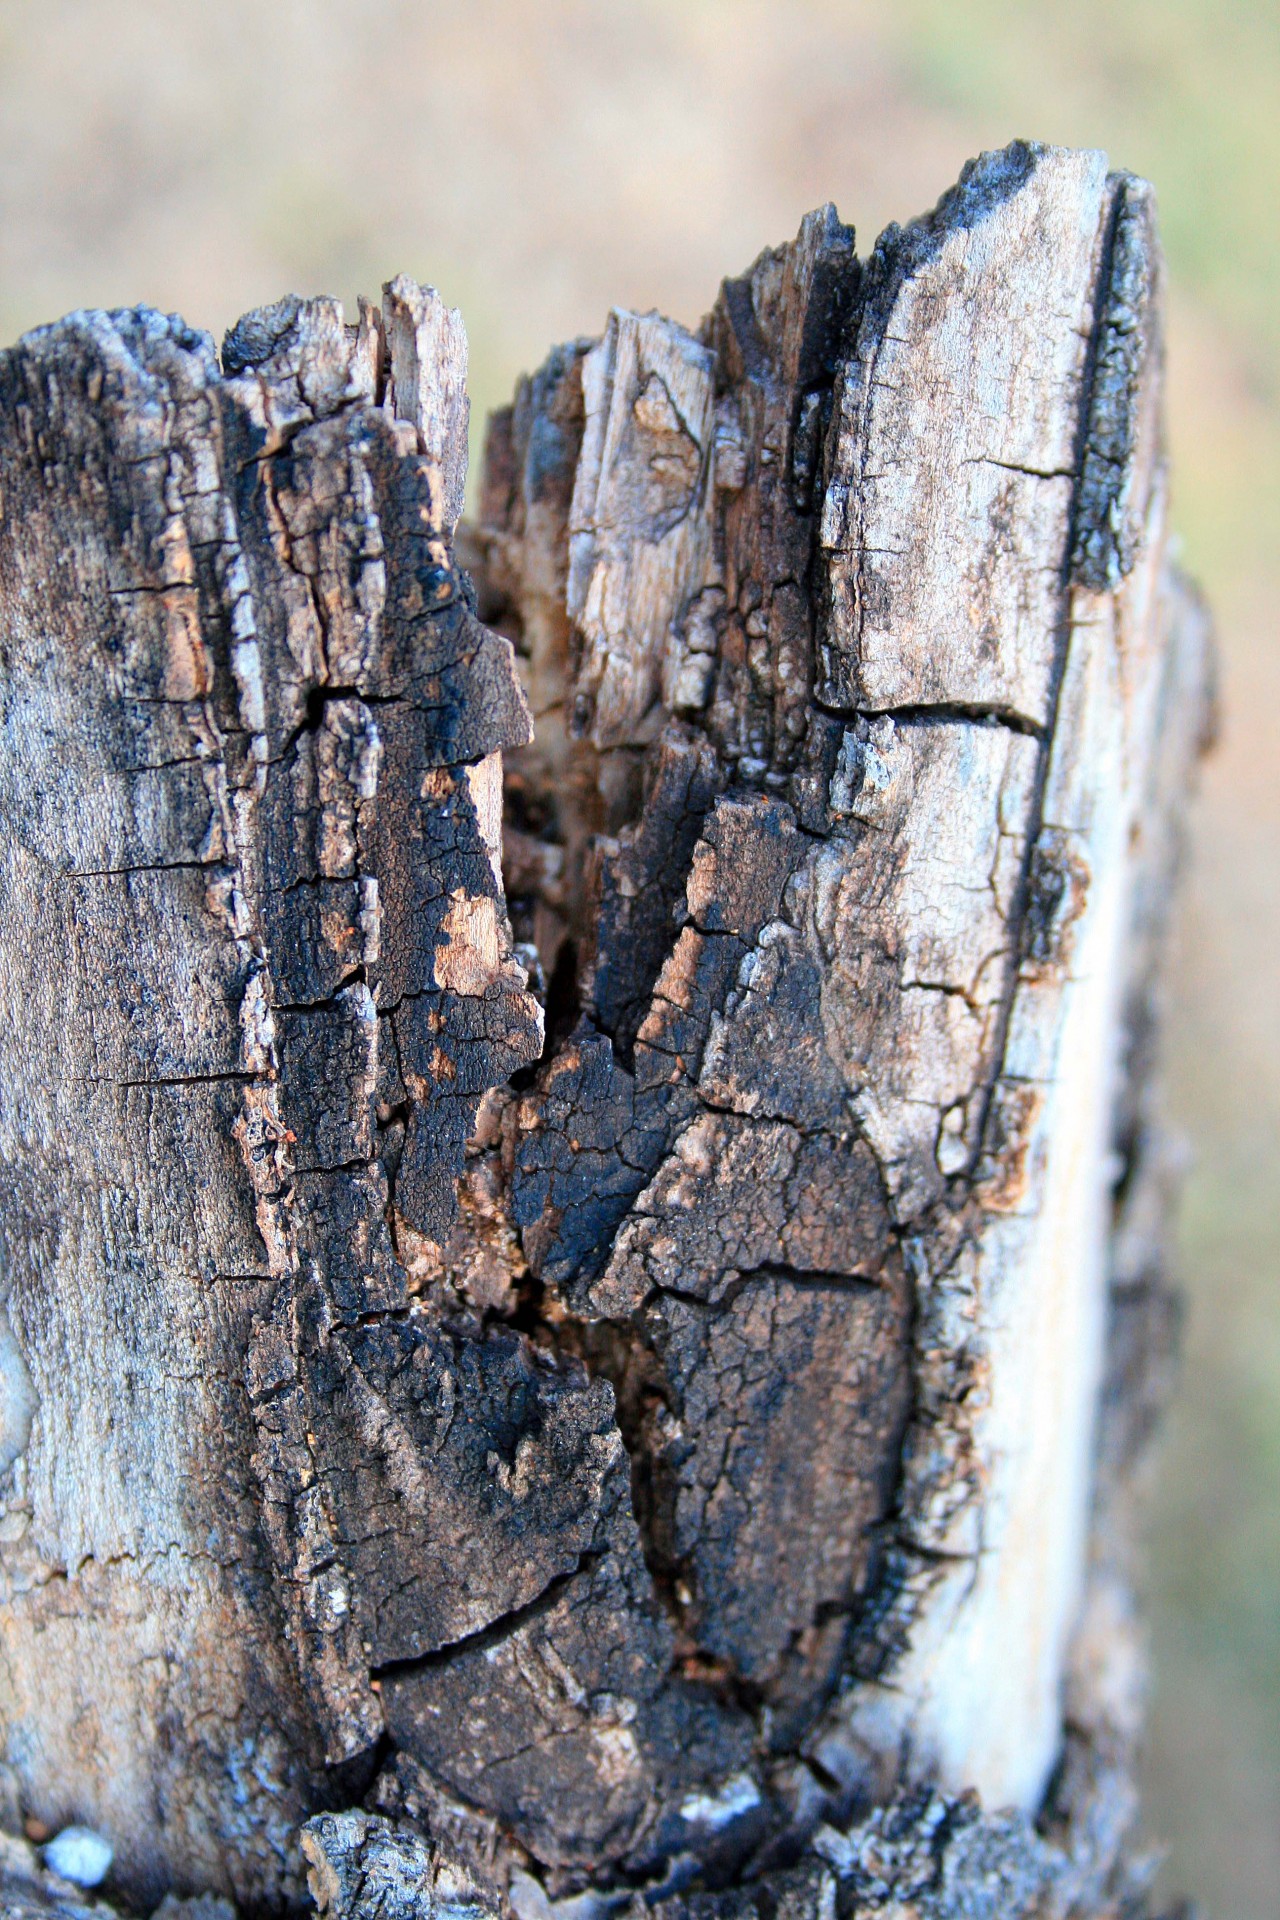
xmin=0 ymin=2 xmax=1273 ymax=1911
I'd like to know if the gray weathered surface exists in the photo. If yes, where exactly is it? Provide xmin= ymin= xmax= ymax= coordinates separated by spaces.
xmin=0 ymin=142 xmax=1210 ymax=1920
xmin=0 ymin=285 xmax=542 ymax=1906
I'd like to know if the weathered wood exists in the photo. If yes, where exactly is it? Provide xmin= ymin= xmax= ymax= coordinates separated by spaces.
xmin=0 ymin=286 xmax=543 ymax=1907
xmin=0 ymin=141 xmax=1211 ymax=1920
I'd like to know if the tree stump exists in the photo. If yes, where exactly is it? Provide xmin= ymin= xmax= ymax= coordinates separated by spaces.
xmin=0 ymin=143 xmax=1213 ymax=1919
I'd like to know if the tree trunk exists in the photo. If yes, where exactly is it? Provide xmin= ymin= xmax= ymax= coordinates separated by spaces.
xmin=0 ymin=142 xmax=1212 ymax=1920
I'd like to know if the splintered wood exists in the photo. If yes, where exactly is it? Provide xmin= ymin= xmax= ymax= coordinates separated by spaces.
xmin=0 ymin=143 xmax=1211 ymax=1919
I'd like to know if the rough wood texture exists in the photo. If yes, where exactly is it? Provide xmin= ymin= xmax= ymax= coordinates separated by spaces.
xmin=0 ymin=284 xmax=542 ymax=1907
xmin=0 ymin=142 xmax=1211 ymax=1920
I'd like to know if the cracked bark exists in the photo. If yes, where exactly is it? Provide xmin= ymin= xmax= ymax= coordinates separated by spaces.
xmin=0 ymin=144 xmax=1211 ymax=1920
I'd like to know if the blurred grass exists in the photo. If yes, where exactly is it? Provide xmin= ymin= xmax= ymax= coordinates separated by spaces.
xmin=0 ymin=2 xmax=1274 ymax=1911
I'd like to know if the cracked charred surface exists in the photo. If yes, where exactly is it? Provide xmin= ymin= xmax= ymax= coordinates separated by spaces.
xmin=0 ymin=281 xmax=546 ymax=1907
xmin=0 ymin=141 xmax=1211 ymax=1920
xmin=459 ymin=139 xmax=1211 ymax=1911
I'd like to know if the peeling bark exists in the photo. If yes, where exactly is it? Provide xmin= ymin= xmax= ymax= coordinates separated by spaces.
xmin=0 ymin=142 xmax=1210 ymax=1920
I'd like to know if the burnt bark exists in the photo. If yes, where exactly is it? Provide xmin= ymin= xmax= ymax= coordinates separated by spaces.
xmin=0 ymin=144 xmax=1211 ymax=1920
